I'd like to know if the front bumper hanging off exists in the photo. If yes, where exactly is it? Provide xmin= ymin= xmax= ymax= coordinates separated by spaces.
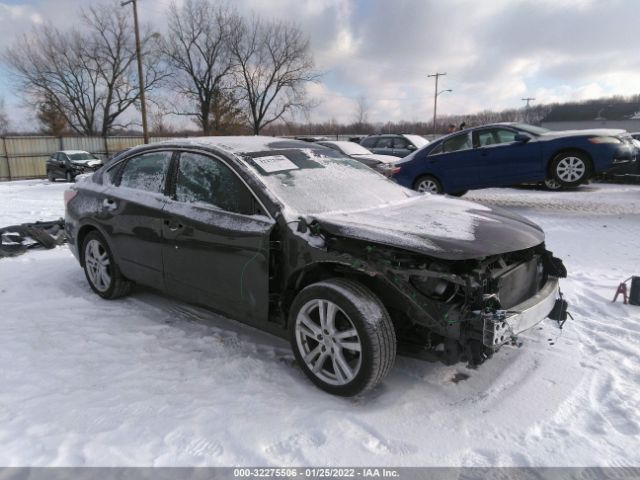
xmin=482 ymin=277 xmax=561 ymax=348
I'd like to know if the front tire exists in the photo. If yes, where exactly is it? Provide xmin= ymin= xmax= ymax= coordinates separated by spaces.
xmin=549 ymin=151 xmax=590 ymax=187
xmin=66 ymin=171 xmax=73 ymax=182
xmin=82 ymin=231 xmax=133 ymax=299
xmin=414 ymin=175 xmax=443 ymax=194
xmin=289 ymin=278 xmax=396 ymax=396
xmin=47 ymin=171 xmax=55 ymax=182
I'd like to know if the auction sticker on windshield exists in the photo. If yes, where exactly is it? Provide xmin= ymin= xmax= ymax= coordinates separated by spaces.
xmin=252 ymin=155 xmax=299 ymax=173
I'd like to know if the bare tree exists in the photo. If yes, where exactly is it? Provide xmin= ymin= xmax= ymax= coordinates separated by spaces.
xmin=230 ymin=17 xmax=319 ymax=134
xmin=353 ymin=94 xmax=369 ymax=125
xmin=0 ymin=97 xmax=9 ymax=134
xmin=81 ymin=2 xmax=165 ymax=135
xmin=161 ymin=0 xmax=237 ymax=135
xmin=3 ymin=0 xmax=165 ymax=136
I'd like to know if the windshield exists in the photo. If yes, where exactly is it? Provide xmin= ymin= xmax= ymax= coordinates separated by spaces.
xmin=329 ymin=142 xmax=371 ymax=156
xmin=513 ymin=123 xmax=550 ymax=135
xmin=403 ymin=134 xmax=429 ymax=147
xmin=68 ymin=153 xmax=95 ymax=161
xmin=244 ymin=148 xmax=417 ymax=215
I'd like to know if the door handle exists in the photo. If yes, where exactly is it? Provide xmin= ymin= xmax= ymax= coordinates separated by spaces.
xmin=163 ymin=219 xmax=184 ymax=232
xmin=102 ymin=198 xmax=117 ymax=210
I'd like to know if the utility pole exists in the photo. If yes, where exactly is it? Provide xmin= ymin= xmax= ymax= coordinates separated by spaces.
xmin=122 ymin=0 xmax=149 ymax=144
xmin=521 ymin=97 xmax=535 ymax=123
xmin=521 ymin=97 xmax=535 ymax=108
xmin=428 ymin=72 xmax=447 ymax=134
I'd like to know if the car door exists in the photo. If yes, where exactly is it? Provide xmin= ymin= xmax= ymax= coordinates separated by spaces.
xmin=46 ymin=153 xmax=59 ymax=177
xmin=423 ymin=132 xmax=484 ymax=191
xmin=58 ymin=153 xmax=70 ymax=177
xmin=391 ymin=137 xmax=413 ymax=157
xmin=99 ymin=150 xmax=173 ymax=288
xmin=161 ymin=151 xmax=275 ymax=324
xmin=371 ymin=137 xmax=395 ymax=156
xmin=472 ymin=127 xmax=543 ymax=186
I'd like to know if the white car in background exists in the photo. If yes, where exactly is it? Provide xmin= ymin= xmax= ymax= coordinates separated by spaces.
xmin=316 ymin=140 xmax=400 ymax=176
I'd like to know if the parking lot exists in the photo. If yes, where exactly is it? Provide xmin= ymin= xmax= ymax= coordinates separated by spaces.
xmin=1 ymin=180 xmax=639 ymax=466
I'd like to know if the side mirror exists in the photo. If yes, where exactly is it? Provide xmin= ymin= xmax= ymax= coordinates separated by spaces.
xmin=514 ymin=133 xmax=531 ymax=143
xmin=407 ymin=144 xmax=417 ymax=151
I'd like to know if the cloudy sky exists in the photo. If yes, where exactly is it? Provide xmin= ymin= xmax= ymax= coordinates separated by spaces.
xmin=0 ymin=0 xmax=638 ymax=130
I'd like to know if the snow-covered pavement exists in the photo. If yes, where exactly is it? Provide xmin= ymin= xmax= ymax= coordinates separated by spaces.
xmin=0 ymin=180 xmax=639 ymax=466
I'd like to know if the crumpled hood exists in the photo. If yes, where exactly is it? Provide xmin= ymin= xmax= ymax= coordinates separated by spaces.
xmin=311 ymin=195 xmax=544 ymax=260
xmin=540 ymin=128 xmax=627 ymax=139
xmin=72 ymin=159 xmax=102 ymax=168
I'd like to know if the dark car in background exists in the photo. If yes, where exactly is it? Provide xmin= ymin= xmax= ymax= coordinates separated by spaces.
xmin=46 ymin=150 xmax=103 ymax=182
xmin=360 ymin=134 xmax=429 ymax=158
xmin=65 ymin=137 xmax=567 ymax=396
xmin=316 ymin=140 xmax=400 ymax=176
xmin=393 ymin=123 xmax=637 ymax=194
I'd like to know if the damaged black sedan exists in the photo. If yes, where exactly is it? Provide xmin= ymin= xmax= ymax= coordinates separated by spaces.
xmin=65 ymin=137 xmax=568 ymax=396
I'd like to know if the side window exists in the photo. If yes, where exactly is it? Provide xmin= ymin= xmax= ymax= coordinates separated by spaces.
xmin=360 ymin=137 xmax=377 ymax=148
xmin=392 ymin=137 xmax=409 ymax=149
xmin=477 ymin=128 xmax=517 ymax=147
xmin=376 ymin=137 xmax=393 ymax=148
xmin=496 ymin=129 xmax=518 ymax=143
xmin=175 ymin=152 xmax=254 ymax=215
xmin=119 ymin=151 xmax=172 ymax=193
xmin=427 ymin=143 xmax=444 ymax=156
xmin=442 ymin=133 xmax=472 ymax=153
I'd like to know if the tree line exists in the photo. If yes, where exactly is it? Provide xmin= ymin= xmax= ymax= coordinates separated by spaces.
xmin=2 ymin=0 xmax=318 ymax=136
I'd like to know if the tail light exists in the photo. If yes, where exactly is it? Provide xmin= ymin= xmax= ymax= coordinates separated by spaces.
xmin=64 ymin=189 xmax=78 ymax=208
xmin=378 ymin=164 xmax=401 ymax=177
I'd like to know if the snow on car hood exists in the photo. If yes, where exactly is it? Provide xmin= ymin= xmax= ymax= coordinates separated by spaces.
xmin=311 ymin=195 xmax=545 ymax=260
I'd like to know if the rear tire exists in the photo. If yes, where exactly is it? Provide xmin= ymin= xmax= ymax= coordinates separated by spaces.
xmin=289 ymin=278 xmax=396 ymax=396
xmin=82 ymin=231 xmax=133 ymax=299
xmin=413 ymin=175 xmax=443 ymax=194
xmin=66 ymin=171 xmax=73 ymax=182
xmin=549 ymin=151 xmax=590 ymax=187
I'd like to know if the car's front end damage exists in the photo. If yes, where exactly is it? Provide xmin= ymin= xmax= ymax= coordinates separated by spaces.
xmin=300 ymin=196 xmax=569 ymax=367
xmin=382 ymin=244 xmax=566 ymax=365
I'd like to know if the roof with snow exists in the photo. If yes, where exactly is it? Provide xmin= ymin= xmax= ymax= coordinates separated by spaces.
xmin=542 ymin=103 xmax=640 ymax=122
xmin=155 ymin=136 xmax=315 ymax=155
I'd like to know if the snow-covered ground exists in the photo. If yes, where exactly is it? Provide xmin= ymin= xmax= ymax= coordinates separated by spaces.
xmin=1 ymin=179 xmax=639 ymax=467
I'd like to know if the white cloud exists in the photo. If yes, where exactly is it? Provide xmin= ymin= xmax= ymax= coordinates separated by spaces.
xmin=0 ymin=0 xmax=638 ymax=128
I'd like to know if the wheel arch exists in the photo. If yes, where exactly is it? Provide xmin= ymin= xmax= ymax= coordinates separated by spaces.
xmin=546 ymin=147 xmax=593 ymax=178
xmin=282 ymin=261 xmax=410 ymax=330
xmin=412 ymin=173 xmax=444 ymax=192
xmin=76 ymin=222 xmax=114 ymax=267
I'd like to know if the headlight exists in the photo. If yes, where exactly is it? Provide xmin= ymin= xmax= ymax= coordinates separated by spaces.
xmin=588 ymin=136 xmax=623 ymax=144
